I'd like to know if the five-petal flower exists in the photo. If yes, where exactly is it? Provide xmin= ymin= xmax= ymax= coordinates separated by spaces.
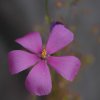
xmin=8 ymin=24 xmax=81 ymax=96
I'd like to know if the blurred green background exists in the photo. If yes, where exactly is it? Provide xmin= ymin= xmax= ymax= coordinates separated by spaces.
xmin=0 ymin=0 xmax=100 ymax=100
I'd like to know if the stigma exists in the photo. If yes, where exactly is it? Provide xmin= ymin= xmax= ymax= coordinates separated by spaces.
xmin=41 ymin=49 xmax=47 ymax=59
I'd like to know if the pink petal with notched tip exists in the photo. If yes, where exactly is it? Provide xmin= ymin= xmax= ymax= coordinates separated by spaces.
xmin=46 ymin=24 xmax=74 ymax=54
xmin=48 ymin=56 xmax=81 ymax=81
xmin=8 ymin=50 xmax=40 ymax=74
xmin=16 ymin=32 xmax=42 ymax=54
xmin=25 ymin=60 xmax=52 ymax=96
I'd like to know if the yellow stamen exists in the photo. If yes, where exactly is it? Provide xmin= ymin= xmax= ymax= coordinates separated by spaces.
xmin=41 ymin=49 xmax=47 ymax=59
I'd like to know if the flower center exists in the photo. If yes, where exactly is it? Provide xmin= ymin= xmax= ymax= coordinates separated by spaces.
xmin=41 ymin=49 xmax=47 ymax=59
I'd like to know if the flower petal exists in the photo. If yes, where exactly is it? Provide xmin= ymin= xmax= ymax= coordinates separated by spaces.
xmin=46 ymin=24 xmax=74 ymax=54
xmin=16 ymin=32 xmax=42 ymax=53
xmin=48 ymin=56 xmax=81 ymax=81
xmin=50 ymin=21 xmax=63 ymax=30
xmin=8 ymin=50 xmax=39 ymax=74
xmin=25 ymin=60 xmax=52 ymax=96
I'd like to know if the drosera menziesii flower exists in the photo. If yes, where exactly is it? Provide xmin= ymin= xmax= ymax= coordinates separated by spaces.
xmin=8 ymin=23 xmax=81 ymax=96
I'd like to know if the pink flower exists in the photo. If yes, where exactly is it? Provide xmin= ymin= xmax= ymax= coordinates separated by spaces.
xmin=8 ymin=24 xmax=81 ymax=96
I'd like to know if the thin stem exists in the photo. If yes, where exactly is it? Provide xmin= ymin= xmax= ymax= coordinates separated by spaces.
xmin=45 ymin=0 xmax=51 ymax=24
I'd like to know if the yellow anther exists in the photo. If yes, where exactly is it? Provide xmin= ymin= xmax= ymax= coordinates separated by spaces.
xmin=41 ymin=49 xmax=47 ymax=59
